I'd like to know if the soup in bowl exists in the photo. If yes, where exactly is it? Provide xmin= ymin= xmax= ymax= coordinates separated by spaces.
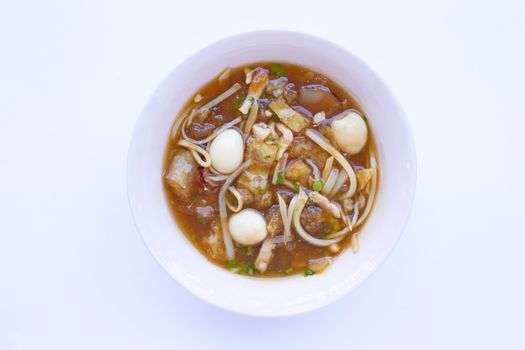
xmin=164 ymin=62 xmax=378 ymax=277
xmin=128 ymin=31 xmax=416 ymax=316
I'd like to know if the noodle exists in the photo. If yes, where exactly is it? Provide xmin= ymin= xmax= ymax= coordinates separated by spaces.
xmin=306 ymin=129 xmax=357 ymax=198
xmin=219 ymin=160 xmax=253 ymax=260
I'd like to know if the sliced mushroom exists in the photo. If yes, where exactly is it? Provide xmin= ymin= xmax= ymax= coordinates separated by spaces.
xmin=308 ymin=191 xmax=341 ymax=218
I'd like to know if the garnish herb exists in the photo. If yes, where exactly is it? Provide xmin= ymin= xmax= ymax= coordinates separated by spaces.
xmin=227 ymin=258 xmax=237 ymax=269
xmin=285 ymin=267 xmax=294 ymax=274
xmin=293 ymin=183 xmax=301 ymax=192
xmin=312 ymin=179 xmax=325 ymax=192
xmin=271 ymin=63 xmax=285 ymax=77
xmin=242 ymin=262 xmax=256 ymax=276
xmin=304 ymin=268 xmax=315 ymax=276
xmin=276 ymin=171 xmax=285 ymax=184
xmin=233 ymin=96 xmax=245 ymax=109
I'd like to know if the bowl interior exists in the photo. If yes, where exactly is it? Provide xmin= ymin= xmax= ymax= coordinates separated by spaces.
xmin=127 ymin=31 xmax=416 ymax=316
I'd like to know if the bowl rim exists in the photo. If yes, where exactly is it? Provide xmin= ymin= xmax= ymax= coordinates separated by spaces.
xmin=127 ymin=29 xmax=417 ymax=317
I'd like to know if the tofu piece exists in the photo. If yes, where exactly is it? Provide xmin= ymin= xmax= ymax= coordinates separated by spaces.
xmin=269 ymin=99 xmax=310 ymax=133
xmin=252 ymin=191 xmax=273 ymax=211
xmin=236 ymin=164 xmax=270 ymax=196
xmin=285 ymin=159 xmax=312 ymax=186
xmin=356 ymin=168 xmax=374 ymax=191
xmin=289 ymin=136 xmax=328 ymax=166
xmin=245 ymin=136 xmax=278 ymax=166
xmin=165 ymin=149 xmax=197 ymax=201
xmin=265 ymin=205 xmax=283 ymax=237
xmin=237 ymin=188 xmax=254 ymax=207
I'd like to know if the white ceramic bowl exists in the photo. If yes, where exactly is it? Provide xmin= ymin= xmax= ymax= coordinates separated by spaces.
xmin=127 ymin=31 xmax=416 ymax=316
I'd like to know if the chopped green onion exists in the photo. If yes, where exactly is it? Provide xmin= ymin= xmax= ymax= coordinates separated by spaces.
xmin=227 ymin=258 xmax=237 ymax=269
xmin=233 ymin=96 xmax=245 ymax=109
xmin=266 ymin=135 xmax=275 ymax=141
xmin=277 ymin=171 xmax=285 ymax=185
xmin=304 ymin=268 xmax=315 ymax=276
xmin=237 ymin=261 xmax=256 ymax=275
xmin=312 ymin=179 xmax=325 ymax=192
xmin=243 ymin=261 xmax=256 ymax=276
xmin=323 ymin=227 xmax=333 ymax=235
xmin=271 ymin=63 xmax=285 ymax=77
xmin=264 ymin=154 xmax=272 ymax=160
xmin=293 ymin=183 xmax=301 ymax=192
xmin=285 ymin=267 xmax=294 ymax=274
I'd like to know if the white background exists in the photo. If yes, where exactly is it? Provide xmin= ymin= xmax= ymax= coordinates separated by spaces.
xmin=1 ymin=0 xmax=524 ymax=349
